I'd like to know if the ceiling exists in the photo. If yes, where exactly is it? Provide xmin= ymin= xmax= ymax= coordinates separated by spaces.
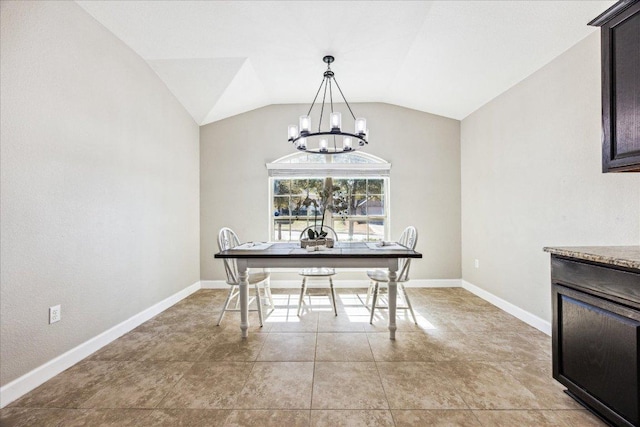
xmin=76 ymin=1 xmax=614 ymax=125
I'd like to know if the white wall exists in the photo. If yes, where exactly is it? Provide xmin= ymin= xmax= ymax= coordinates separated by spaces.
xmin=0 ymin=1 xmax=200 ymax=386
xmin=461 ymin=32 xmax=640 ymax=323
xmin=200 ymin=103 xmax=461 ymax=282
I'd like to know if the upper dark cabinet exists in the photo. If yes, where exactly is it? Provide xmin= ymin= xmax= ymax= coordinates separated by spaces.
xmin=590 ymin=0 xmax=640 ymax=172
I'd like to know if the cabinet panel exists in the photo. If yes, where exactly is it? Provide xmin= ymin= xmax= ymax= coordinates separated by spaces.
xmin=559 ymin=292 xmax=639 ymax=424
xmin=551 ymin=256 xmax=640 ymax=308
xmin=550 ymin=252 xmax=640 ymax=426
xmin=589 ymin=0 xmax=640 ymax=172
xmin=612 ymin=11 xmax=640 ymax=159
xmin=595 ymin=1 xmax=640 ymax=172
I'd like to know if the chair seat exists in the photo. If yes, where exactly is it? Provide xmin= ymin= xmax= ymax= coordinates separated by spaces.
xmin=367 ymin=269 xmax=390 ymax=282
xmin=299 ymin=267 xmax=336 ymax=277
xmin=367 ymin=269 xmax=409 ymax=283
xmin=247 ymin=271 xmax=270 ymax=284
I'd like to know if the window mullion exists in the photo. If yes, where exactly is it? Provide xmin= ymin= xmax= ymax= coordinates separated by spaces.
xmin=269 ymin=158 xmax=389 ymax=243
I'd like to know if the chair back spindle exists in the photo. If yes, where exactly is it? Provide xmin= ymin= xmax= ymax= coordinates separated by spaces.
xmin=218 ymin=227 xmax=241 ymax=285
xmin=299 ymin=225 xmax=339 ymax=242
xmin=297 ymin=225 xmax=339 ymax=316
xmin=366 ymin=225 xmax=419 ymax=325
xmin=215 ymin=227 xmax=274 ymax=326
xmin=397 ymin=226 xmax=418 ymax=282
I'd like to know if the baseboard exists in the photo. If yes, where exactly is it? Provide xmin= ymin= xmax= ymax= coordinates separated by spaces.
xmin=0 ymin=281 xmax=201 ymax=408
xmin=461 ymin=280 xmax=551 ymax=336
xmin=404 ymin=279 xmax=461 ymax=288
xmin=200 ymin=279 xmax=462 ymax=289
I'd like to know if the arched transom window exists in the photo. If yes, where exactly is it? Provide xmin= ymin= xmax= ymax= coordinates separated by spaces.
xmin=266 ymin=152 xmax=391 ymax=242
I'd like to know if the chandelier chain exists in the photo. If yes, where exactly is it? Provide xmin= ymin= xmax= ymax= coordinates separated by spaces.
xmin=329 ymin=77 xmax=334 ymax=114
xmin=332 ymin=77 xmax=357 ymax=121
xmin=329 ymin=78 xmax=337 ymax=151
xmin=319 ymin=77 xmax=329 ymax=132
xmin=307 ymin=76 xmax=326 ymax=117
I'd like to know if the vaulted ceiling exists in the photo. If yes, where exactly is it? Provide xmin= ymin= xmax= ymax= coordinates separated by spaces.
xmin=76 ymin=1 xmax=614 ymax=125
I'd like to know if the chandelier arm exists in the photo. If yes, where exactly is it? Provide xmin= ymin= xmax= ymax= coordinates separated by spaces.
xmin=332 ymin=77 xmax=357 ymax=121
xmin=307 ymin=76 xmax=327 ymax=117
xmin=291 ymin=131 xmax=366 ymax=143
xmin=319 ymin=77 xmax=329 ymax=133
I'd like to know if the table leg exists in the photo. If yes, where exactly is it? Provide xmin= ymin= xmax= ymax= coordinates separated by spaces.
xmin=238 ymin=259 xmax=249 ymax=338
xmin=388 ymin=261 xmax=398 ymax=340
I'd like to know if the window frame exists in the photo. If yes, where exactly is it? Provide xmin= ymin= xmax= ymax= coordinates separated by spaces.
xmin=266 ymin=152 xmax=391 ymax=243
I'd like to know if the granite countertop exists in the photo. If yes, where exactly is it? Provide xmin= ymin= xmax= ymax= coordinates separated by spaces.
xmin=543 ymin=246 xmax=640 ymax=270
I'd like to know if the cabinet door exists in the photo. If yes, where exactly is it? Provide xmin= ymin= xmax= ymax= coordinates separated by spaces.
xmin=602 ymin=2 xmax=640 ymax=172
xmin=553 ymin=285 xmax=640 ymax=426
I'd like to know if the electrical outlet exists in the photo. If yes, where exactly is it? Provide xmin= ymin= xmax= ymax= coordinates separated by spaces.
xmin=49 ymin=305 xmax=61 ymax=324
xmin=474 ymin=259 xmax=480 ymax=269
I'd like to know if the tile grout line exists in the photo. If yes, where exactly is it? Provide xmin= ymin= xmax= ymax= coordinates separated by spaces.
xmin=149 ymin=360 xmax=196 ymax=411
xmin=368 ymin=334 xmax=395 ymax=425
xmin=310 ymin=329 xmax=319 ymax=412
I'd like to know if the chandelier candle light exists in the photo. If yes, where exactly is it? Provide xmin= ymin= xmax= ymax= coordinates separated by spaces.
xmin=288 ymin=55 xmax=368 ymax=154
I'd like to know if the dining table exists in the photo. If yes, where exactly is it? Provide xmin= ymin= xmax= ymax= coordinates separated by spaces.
xmin=214 ymin=241 xmax=422 ymax=340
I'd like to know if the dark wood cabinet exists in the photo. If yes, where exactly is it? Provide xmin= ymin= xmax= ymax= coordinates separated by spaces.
xmin=551 ymin=256 xmax=640 ymax=427
xmin=589 ymin=0 xmax=640 ymax=172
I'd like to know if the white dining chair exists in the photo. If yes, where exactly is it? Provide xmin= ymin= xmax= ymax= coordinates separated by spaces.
xmin=297 ymin=225 xmax=338 ymax=316
xmin=365 ymin=226 xmax=418 ymax=324
xmin=217 ymin=227 xmax=274 ymax=326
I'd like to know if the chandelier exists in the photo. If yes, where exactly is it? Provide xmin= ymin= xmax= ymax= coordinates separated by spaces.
xmin=288 ymin=55 xmax=368 ymax=154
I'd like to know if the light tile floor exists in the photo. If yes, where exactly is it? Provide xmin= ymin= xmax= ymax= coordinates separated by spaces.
xmin=1 ymin=288 xmax=607 ymax=426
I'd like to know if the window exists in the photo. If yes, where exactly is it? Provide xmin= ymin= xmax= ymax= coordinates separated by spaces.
xmin=267 ymin=152 xmax=390 ymax=242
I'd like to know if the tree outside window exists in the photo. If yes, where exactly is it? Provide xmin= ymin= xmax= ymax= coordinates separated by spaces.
xmin=268 ymin=151 xmax=390 ymax=242
xmin=272 ymin=177 xmax=387 ymax=242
